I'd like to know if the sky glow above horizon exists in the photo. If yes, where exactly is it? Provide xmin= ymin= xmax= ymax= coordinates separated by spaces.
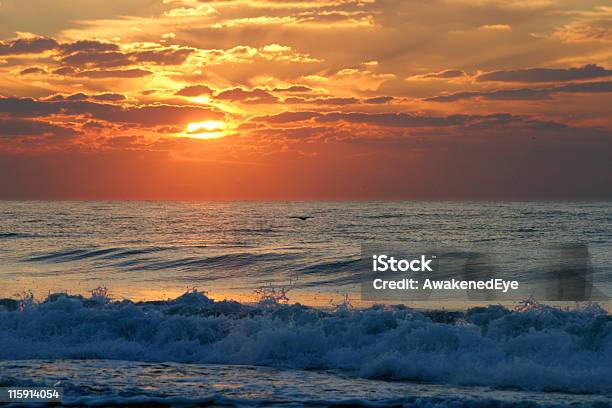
xmin=0 ymin=0 xmax=611 ymax=199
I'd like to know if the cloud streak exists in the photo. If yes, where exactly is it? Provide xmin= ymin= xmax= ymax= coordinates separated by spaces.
xmin=426 ymin=81 xmax=612 ymax=102
xmin=476 ymin=64 xmax=612 ymax=83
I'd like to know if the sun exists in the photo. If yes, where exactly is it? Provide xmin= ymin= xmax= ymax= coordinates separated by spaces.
xmin=184 ymin=120 xmax=227 ymax=139
xmin=187 ymin=120 xmax=224 ymax=133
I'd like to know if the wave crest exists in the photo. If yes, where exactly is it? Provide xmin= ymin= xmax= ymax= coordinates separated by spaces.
xmin=0 ymin=290 xmax=610 ymax=394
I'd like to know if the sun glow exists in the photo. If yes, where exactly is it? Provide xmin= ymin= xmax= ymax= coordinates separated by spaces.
xmin=184 ymin=120 xmax=227 ymax=139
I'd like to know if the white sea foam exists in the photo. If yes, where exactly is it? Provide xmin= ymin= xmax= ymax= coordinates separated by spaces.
xmin=0 ymin=290 xmax=610 ymax=395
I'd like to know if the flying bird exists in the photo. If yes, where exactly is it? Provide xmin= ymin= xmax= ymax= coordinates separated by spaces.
xmin=289 ymin=216 xmax=312 ymax=220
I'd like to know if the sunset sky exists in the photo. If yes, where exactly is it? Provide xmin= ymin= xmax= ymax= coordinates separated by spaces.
xmin=1 ymin=0 xmax=611 ymax=199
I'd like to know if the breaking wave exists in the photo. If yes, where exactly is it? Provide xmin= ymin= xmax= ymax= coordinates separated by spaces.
xmin=0 ymin=289 xmax=611 ymax=395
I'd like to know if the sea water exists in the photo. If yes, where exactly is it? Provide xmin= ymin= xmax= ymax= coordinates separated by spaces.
xmin=0 ymin=201 xmax=611 ymax=406
xmin=1 ymin=201 xmax=610 ymax=303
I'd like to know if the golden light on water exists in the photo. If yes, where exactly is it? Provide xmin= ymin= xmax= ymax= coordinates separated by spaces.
xmin=184 ymin=120 xmax=227 ymax=139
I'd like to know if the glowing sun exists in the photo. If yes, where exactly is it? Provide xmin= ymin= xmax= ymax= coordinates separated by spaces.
xmin=184 ymin=120 xmax=227 ymax=139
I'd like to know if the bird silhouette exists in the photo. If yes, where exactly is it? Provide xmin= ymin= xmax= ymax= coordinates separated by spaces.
xmin=289 ymin=216 xmax=312 ymax=221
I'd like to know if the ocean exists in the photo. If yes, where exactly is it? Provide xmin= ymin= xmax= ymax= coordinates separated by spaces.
xmin=0 ymin=201 xmax=611 ymax=407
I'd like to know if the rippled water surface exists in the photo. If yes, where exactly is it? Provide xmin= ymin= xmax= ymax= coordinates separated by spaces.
xmin=2 ymin=360 xmax=610 ymax=407
xmin=0 ymin=201 xmax=611 ymax=303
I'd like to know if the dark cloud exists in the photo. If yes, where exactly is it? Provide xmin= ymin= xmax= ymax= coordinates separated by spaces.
xmin=284 ymin=96 xmax=395 ymax=105
xmin=272 ymin=85 xmax=313 ymax=92
xmin=427 ymin=89 xmax=548 ymax=102
xmin=58 ymin=40 xmax=119 ymax=54
xmin=309 ymin=97 xmax=359 ymax=105
xmin=253 ymin=110 xmax=566 ymax=131
xmin=52 ymin=66 xmax=152 ymax=78
xmin=426 ymin=81 xmax=612 ymax=102
xmin=284 ymin=96 xmax=358 ymax=105
xmin=364 ymin=96 xmax=394 ymax=104
xmin=45 ymin=93 xmax=126 ymax=102
xmin=134 ymin=48 xmax=193 ymax=65
xmin=215 ymin=87 xmax=278 ymax=104
xmin=476 ymin=64 xmax=612 ymax=83
xmin=0 ymin=97 xmax=223 ymax=127
xmin=82 ymin=103 xmax=223 ymax=127
xmin=52 ymin=67 xmax=75 ymax=76
xmin=0 ymin=37 xmax=190 ymax=69
xmin=0 ymin=97 xmax=63 ymax=117
xmin=75 ymin=68 xmax=153 ymax=78
xmin=0 ymin=37 xmax=58 ymax=55
xmin=420 ymin=69 xmax=467 ymax=79
xmin=254 ymin=110 xmax=469 ymax=127
xmin=175 ymin=84 xmax=214 ymax=97
xmin=82 ymin=121 xmax=109 ymax=130
xmin=316 ymin=112 xmax=470 ymax=127
xmin=59 ymin=47 xmax=193 ymax=69
xmin=556 ymin=81 xmax=612 ymax=93
xmin=19 ymin=67 xmax=47 ymax=75
xmin=92 ymin=93 xmax=127 ymax=101
xmin=0 ymin=36 xmax=193 ymax=75
xmin=61 ymin=51 xmax=133 ymax=68
xmin=296 ymin=10 xmax=374 ymax=24
xmin=252 ymin=111 xmax=321 ymax=123
xmin=155 ymin=126 xmax=183 ymax=134
xmin=65 ymin=93 xmax=89 ymax=101
xmin=0 ymin=118 xmax=79 ymax=138
xmin=103 ymin=135 xmax=144 ymax=148
xmin=0 ymin=37 xmax=119 ymax=58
